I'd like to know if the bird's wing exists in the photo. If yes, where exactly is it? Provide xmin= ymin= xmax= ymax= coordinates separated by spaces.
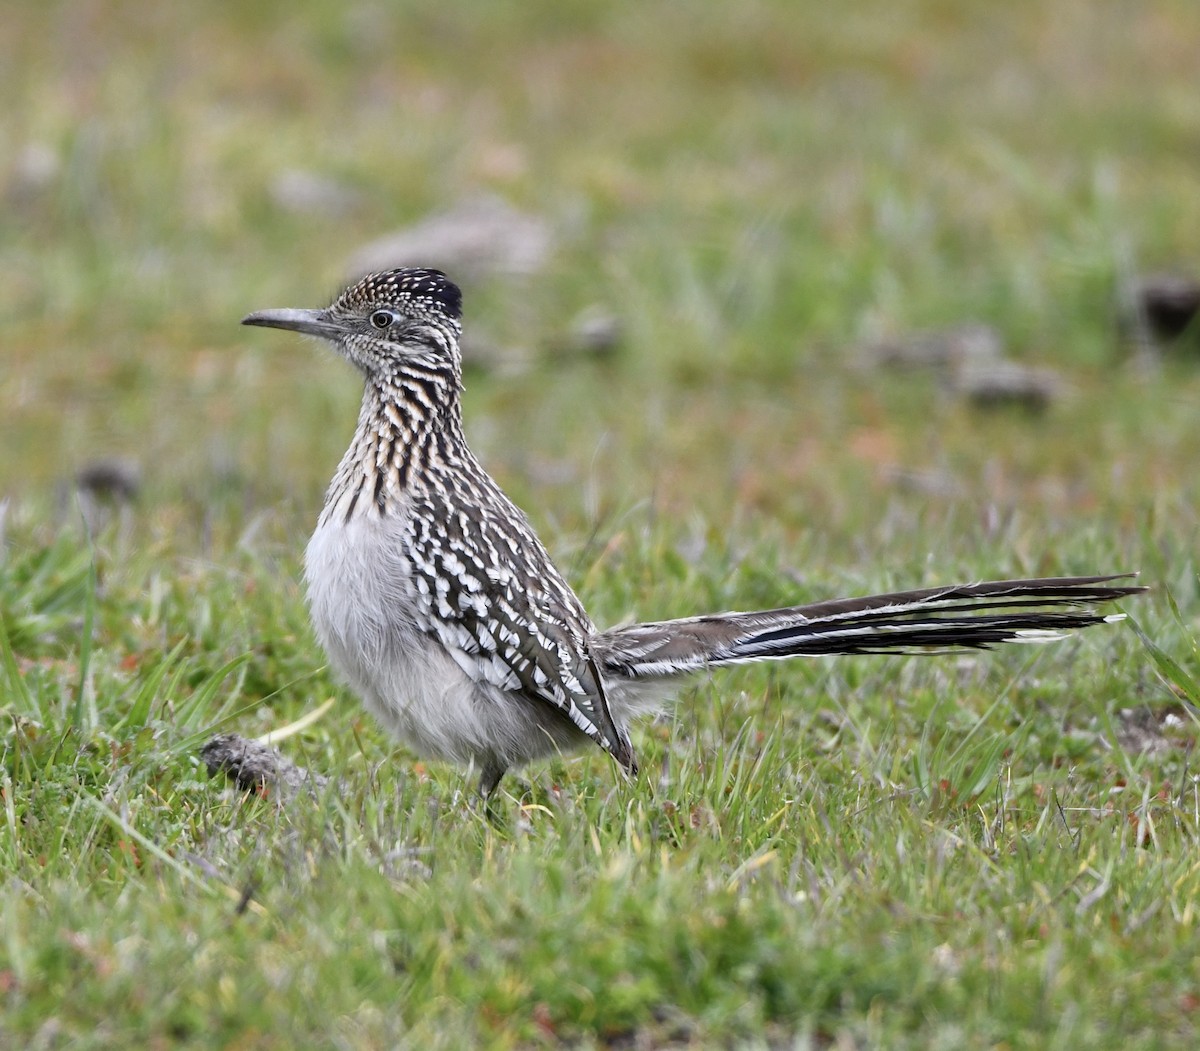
xmin=402 ymin=493 xmax=635 ymax=771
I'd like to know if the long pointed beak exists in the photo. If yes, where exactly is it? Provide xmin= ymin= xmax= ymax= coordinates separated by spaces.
xmin=241 ymin=308 xmax=345 ymax=340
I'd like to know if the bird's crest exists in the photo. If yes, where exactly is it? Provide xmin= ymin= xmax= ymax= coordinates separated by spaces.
xmin=335 ymin=268 xmax=463 ymax=322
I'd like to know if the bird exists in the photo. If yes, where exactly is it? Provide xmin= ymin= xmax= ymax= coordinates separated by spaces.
xmin=242 ymin=267 xmax=1145 ymax=799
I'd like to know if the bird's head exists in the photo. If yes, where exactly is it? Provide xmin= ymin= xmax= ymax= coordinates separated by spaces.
xmin=242 ymin=268 xmax=463 ymax=382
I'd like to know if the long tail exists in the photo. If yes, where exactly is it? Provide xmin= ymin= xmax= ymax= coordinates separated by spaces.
xmin=593 ymin=575 xmax=1145 ymax=680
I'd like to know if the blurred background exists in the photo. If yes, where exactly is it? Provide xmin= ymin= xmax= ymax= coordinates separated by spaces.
xmin=5 ymin=7 xmax=1200 ymax=1041
xmin=2 ymin=0 xmax=1198 ymax=580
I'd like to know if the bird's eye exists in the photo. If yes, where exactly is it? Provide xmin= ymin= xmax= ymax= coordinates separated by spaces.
xmin=369 ymin=310 xmax=394 ymax=330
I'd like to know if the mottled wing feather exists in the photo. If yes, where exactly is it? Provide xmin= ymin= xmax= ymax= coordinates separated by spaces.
xmin=402 ymin=491 xmax=633 ymax=769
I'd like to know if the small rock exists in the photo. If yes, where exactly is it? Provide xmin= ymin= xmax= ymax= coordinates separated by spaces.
xmin=950 ymin=359 xmax=1065 ymax=412
xmin=556 ymin=305 xmax=623 ymax=359
xmin=1113 ymin=705 xmax=1193 ymax=759
xmin=201 ymin=732 xmax=327 ymax=798
xmin=76 ymin=458 xmax=141 ymax=503
xmin=860 ymin=323 xmax=1004 ymax=371
xmin=346 ymin=195 xmax=554 ymax=282
xmin=72 ymin=458 xmax=141 ymax=536
xmin=1124 ymin=273 xmax=1200 ymax=349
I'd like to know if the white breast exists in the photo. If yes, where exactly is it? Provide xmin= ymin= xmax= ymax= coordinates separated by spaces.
xmin=303 ymin=514 xmax=584 ymax=768
xmin=305 ymin=515 xmax=455 ymax=754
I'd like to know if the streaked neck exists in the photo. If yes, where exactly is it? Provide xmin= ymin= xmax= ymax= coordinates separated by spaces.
xmin=320 ymin=365 xmax=464 ymax=525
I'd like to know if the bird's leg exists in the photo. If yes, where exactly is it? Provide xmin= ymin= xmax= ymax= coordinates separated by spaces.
xmin=478 ymin=759 xmax=507 ymax=800
xmin=471 ymin=760 xmax=508 ymax=828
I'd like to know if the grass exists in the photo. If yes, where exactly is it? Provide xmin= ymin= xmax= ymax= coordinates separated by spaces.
xmin=4 ymin=0 xmax=1200 ymax=1046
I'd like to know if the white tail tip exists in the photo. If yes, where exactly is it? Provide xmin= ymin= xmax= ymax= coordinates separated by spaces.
xmin=1012 ymin=629 xmax=1068 ymax=644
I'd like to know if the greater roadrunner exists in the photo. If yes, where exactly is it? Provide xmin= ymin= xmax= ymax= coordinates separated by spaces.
xmin=243 ymin=268 xmax=1143 ymax=798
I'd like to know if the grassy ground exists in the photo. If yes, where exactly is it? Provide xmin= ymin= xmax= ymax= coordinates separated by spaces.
xmin=4 ymin=1 xmax=1200 ymax=1047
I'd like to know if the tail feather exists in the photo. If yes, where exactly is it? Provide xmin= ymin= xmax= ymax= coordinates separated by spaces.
xmin=592 ymin=574 xmax=1145 ymax=679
